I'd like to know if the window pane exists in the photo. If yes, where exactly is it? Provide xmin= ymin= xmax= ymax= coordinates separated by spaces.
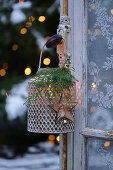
xmin=87 ymin=0 xmax=113 ymax=130
xmin=87 ymin=138 xmax=113 ymax=170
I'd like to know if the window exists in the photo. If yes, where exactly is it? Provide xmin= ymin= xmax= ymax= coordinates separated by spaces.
xmin=60 ymin=0 xmax=113 ymax=169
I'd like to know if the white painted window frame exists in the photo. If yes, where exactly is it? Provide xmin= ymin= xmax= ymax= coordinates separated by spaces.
xmin=59 ymin=0 xmax=113 ymax=170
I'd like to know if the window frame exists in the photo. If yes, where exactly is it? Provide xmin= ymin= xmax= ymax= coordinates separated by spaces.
xmin=59 ymin=0 xmax=113 ymax=170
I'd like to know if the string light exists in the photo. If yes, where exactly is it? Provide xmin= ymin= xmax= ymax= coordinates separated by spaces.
xmin=26 ymin=22 xmax=32 ymax=28
xmin=111 ymin=9 xmax=113 ymax=15
xmin=24 ymin=67 xmax=31 ymax=75
xmin=3 ymin=63 xmax=8 ymax=69
xmin=12 ymin=44 xmax=18 ymax=51
xmin=90 ymin=106 xmax=96 ymax=112
xmin=91 ymin=82 xmax=96 ymax=90
xmin=95 ymin=29 xmax=101 ymax=35
xmin=88 ymin=29 xmax=91 ymax=35
xmin=48 ymin=135 xmax=55 ymax=141
xmin=38 ymin=16 xmax=46 ymax=22
xmin=56 ymin=136 xmax=60 ymax=143
xmin=91 ymin=4 xmax=95 ymax=9
xmin=0 ymin=69 xmax=6 ymax=76
xmin=43 ymin=58 xmax=51 ymax=65
xmin=28 ymin=16 xmax=35 ymax=22
xmin=19 ymin=0 xmax=24 ymax=2
xmin=104 ymin=141 xmax=110 ymax=148
xmin=20 ymin=28 xmax=27 ymax=35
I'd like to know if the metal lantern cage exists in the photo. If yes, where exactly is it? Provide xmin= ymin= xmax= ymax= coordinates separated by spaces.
xmin=27 ymin=72 xmax=77 ymax=134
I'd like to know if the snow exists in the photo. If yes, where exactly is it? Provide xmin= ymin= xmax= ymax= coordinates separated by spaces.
xmin=11 ymin=2 xmax=31 ymax=24
xmin=5 ymin=79 xmax=28 ymax=120
xmin=0 ymin=142 xmax=59 ymax=170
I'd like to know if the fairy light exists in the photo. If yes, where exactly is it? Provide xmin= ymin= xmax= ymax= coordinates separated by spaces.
xmin=91 ymin=4 xmax=95 ymax=9
xmin=43 ymin=58 xmax=51 ymax=65
xmin=20 ymin=28 xmax=27 ymax=35
xmin=111 ymin=9 xmax=113 ymax=15
xmin=19 ymin=0 xmax=24 ymax=2
xmin=0 ymin=69 xmax=6 ymax=76
xmin=3 ymin=63 xmax=8 ymax=69
xmin=24 ymin=67 xmax=31 ymax=75
xmin=104 ymin=141 xmax=110 ymax=148
xmin=38 ymin=16 xmax=46 ymax=22
xmin=48 ymin=140 xmax=55 ymax=146
xmin=48 ymin=135 xmax=55 ymax=141
xmin=91 ymin=82 xmax=96 ymax=90
xmin=56 ymin=136 xmax=60 ymax=143
xmin=95 ymin=29 xmax=101 ymax=35
xmin=90 ymin=106 xmax=96 ymax=112
xmin=88 ymin=29 xmax=91 ymax=35
xmin=12 ymin=44 xmax=18 ymax=51
xmin=28 ymin=16 xmax=35 ymax=22
xmin=26 ymin=22 xmax=32 ymax=28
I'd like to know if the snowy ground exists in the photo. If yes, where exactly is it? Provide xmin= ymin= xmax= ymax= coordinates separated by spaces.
xmin=0 ymin=142 xmax=59 ymax=170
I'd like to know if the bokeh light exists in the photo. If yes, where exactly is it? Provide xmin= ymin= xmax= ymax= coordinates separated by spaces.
xmin=43 ymin=58 xmax=51 ymax=65
xmin=48 ymin=135 xmax=55 ymax=141
xmin=20 ymin=28 xmax=27 ymax=35
xmin=26 ymin=22 xmax=32 ymax=28
xmin=12 ymin=44 xmax=18 ymax=51
xmin=111 ymin=9 xmax=113 ymax=15
xmin=91 ymin=82 xmax=96 ymax=90
xmin=56 ymin=136 xmax=60 ymax=143
xmin=104 ymin=141 xmax=110 ymax=148
xmin=24 ymin=67 xmax=31 ymax=75
xmin=3 ymin=63 xmax=8 ymax=69
xmin=0 ymin=69 xmax=6 ymax=76
xmin=19 ymin=0 xmax=24 ymax=2
xmin=28 ymin=16 xmax=35 ymax=22
xmin=38 ymin=16 xmax=46 ymax=22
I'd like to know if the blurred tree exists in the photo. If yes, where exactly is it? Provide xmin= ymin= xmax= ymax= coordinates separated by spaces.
xmin=0 ymin=0 xmax=60 ymax=156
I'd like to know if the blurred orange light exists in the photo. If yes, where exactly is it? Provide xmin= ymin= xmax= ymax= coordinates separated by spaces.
xmin=91 ymin=82 xmax=96 ymax=90
xmin=24 ymin=67 xmax=31 ymax=75
xmin=104 ymin=141 xmax=110 ymax=148
xmin=28 ymin=16 xmax=35 ymax=22
xmin=111 ymin=9 xmax=113 ymax=15
xmin=38 ymin=16 xmax=46 ymax=22
xmin=88 ymin=29 xmax=91 ymax=35
xmin=48 ymin=140 xmax=55 ymax=146
xmin=12 ymin=44 xmax=18 ymax=51
xmin=91 ymin=4 xmax=95 ymax=9
xmin=56 ymin=136 xmax=60 ymax=143
xmin=95 ymin=29 xmax=101 ymax=35
xmin=45 ymin=36 xmax=50 ymax=41
xmin=0 ymin=69 xmax=6 ymax=76
xmin=3 ymin=63 xmax=8 ymax=69
xmin=48 ymin=135 xmax=55 ymax=141
xmin=20 ymin=28 xmax=27 ymax=35
xmin=43 ymin=58 xmax=51 ymax=65
xmin=26 ymin=22 xmax=32 ymax=28
xmin=19 ymin=0 xmax=24 ymax=2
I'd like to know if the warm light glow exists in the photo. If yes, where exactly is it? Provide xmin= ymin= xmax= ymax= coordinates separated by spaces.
xmin=28 ymin=16 xmax=35 ymax=22
xmin=43 ymin=58 xmax=51 ymax=65
xmin=56 ymin=136 xmax=60 ymax=143
xmin=26 ymin=22 xmax=32 ymax=27
xmin=88 ymin=29 xmax=91 ymax=35
xmin=91 ymin=4 xmax=95 ymax=9
xmin=48 ymin=135 xmax=55 ymax=141
xmin=63 ymin=119 xmax=67 ymax=124
xmin=3 ymin=63 xmax=8 ymax=69
xmin=48 ymin=140 xmax=55 ymax=146
xmin=24 ymin=67 xmax=31 ymax=75
xmin=6 ymin=93 xmax=10 ymax=98
xmin=19 ymin=0 xmax=24 ymax=2
xmin=111 ymin=9 xmax=113 ymax=15
xmin=90 ymin=106 xmax=96 ymax=112
xmin=20 ymin=28 xmax=27 ymax=35
xmin=91 ymin=82 xmax=96 ymax=90
xmin=0 ymin=69 xmax=6 ymax=76
xmin=45 ymin=36 xmax=50 ymax=41
xmin=95 ymin=29 xmax=101 ymax=35
xmin=12 ymin=44 xmax=18 ymax=51
xmin=38 ymin=16 xmax=46 ymax=22
xmin=104 ymin=141 xmax=110 ymax=148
